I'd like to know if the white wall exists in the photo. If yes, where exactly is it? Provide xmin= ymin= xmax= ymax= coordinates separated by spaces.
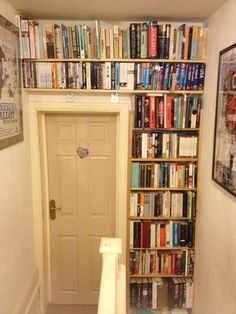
xmin=0 ymin=1 xmax=37 ymax=313
xmin=194 ymin=0 xmax=236 ymax=313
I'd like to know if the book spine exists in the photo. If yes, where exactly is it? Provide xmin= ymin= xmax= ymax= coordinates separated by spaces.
xmin=130 ymin=23 xmax=137 ymax=59
xmin=113 ymin=25 xmax=119 ymax=58
xmin=148 ymin=21 xmax=158 ymax=58
xmin=165 ymin=24 xmax=171 ymax=59
xmin=100 ymin=28 xmax=106 ymax=58
xmin=95 ymin=20 xmax=101 ymax=58
xmin=157 ymin=24 xmax=166 ymax=59
xmin=109 ymin=29 xmax=114 ymax=59
xmin=28 ymin=20 xmax=36 ymax=59
xmin=118 ymin=29 xmax=123 ymax=58
xmin=141 ymin=23 xmax=148 ymax=59
xmin=136 ymin=23 xmax=141 ymax=58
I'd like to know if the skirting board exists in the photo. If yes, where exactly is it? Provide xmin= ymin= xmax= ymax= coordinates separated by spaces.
xmin=13 ymin=268 xmax=41 ymax=314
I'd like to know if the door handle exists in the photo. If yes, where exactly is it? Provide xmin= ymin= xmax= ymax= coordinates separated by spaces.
xmin=49 ymin=199 xmax=61 ymax=220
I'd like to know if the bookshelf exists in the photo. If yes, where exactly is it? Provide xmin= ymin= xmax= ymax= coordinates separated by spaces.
xmin=20 ymin=19 xmax=207 ymax=93
xmin=19 ymin=18 xmax=207 ymax=313
xmin=128 ymin=88 xmax=202 ymax=313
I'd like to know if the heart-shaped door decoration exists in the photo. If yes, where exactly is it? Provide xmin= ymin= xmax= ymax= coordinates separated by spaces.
xmin=76 ymin=146 xmax=89 ymax=159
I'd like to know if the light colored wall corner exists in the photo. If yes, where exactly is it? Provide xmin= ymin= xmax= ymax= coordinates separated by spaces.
xmin=0 ymin=2 xmax=37 ymax=314
xmin=194 ymin=0 xmax=236 ymax=313
xmin=13 ymin=268 xmax=42 ymax=314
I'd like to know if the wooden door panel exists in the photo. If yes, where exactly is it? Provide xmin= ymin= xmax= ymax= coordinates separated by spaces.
xmin=46 ymin=114 xmax=116 ymax=304
xmin=58 ymin=156 xmax=77 ymax=216
xmin=60 ymin=235 xmax=78 ymax=291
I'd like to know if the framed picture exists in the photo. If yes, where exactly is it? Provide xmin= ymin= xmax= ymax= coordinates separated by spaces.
xmin=0 ymin=15 xmax=23 ymax=150
xmin=212 ymin=43 xmax=236 ymax=196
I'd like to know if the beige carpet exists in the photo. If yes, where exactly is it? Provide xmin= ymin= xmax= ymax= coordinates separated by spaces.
xmin=46 ymin=304 xmax=97 ymax=314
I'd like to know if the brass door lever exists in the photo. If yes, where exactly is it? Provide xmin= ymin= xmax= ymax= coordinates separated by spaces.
xmin=49 ymin=199 xmax=61 ymax=220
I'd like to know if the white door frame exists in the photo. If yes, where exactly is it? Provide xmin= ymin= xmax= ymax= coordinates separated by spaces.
xmin=27 ymin=101 xmax=129 ymax=312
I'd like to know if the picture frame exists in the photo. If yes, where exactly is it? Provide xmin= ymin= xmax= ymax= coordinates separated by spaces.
xmin=0 ymin=15 xmax=23 ymax=150
xmin=212 ymin=43 xmax=236 ymax=196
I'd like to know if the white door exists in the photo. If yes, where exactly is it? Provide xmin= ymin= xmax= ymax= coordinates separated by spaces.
xmin=46 ymin=114 xmax=116 ymax=304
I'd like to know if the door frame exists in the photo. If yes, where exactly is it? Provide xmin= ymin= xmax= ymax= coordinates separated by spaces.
xmin=27 ymin=101 xmax=129 ymax=312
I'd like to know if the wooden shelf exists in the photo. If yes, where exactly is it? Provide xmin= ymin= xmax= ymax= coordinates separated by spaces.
xmin=23 ymin=88 xmax=204 ymax=94
xmin=129 ymin=216 xmax=194 ymax=221
xmin=132 ymin=158 xmax=198 ymax=162
xmin=130 ymin=274 xmax=193 ymax=278
xmin=133 ymin=127 xmax=200 ymax=131
xmin=23 ymin=57 xmax=207 ymax=63
xmin=130 ymin=187 xmax=197 ymax=191
xmin=130 ymin=247 xmax=193 ymax=251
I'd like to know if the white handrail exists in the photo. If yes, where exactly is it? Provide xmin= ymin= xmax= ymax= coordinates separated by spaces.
xmin=97 ymin=238 xmax=126 ymax=314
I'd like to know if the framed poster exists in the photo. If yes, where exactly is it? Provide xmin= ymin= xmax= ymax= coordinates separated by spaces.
xmin=212 ymin=43 xmax=236 ymax=196
xmin=0 ymin=15 xmax=23 ymax=150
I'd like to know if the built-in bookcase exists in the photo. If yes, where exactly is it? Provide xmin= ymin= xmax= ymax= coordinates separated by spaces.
xmin=128 ymin=86 xmax=204 ymax=313
xmin=19 ymin=18 xmax=207 ymax=313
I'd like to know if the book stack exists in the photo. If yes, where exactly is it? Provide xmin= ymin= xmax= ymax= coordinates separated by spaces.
xmin=19 ymin=19 xmax=208 ymax=61
xmin=130 ymin=221 xmax=194 ymax=249
xmin=129 ymin=249 xmax=194 ymax=276
xmin=134 ymin=95 xmax=201 ymax=129
xmin=130 ymin=277 xmax=193 ymax=311
xmin=132 ymin=131 xmax=198 ymax=158
xmin=22 ymin=60 xmax=205 ymax=91
xmin=131 ymin=162 xmax=197 ymax=189
xmin=130 ymin=191 xmax=196 ymax=218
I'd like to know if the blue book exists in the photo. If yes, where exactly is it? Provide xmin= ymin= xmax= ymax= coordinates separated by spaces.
xmin=193 ymin=64 xmax=200 ymax=90
xmin=179 ymin=63 xmax=186 ymax=89
xmin=131 ymin=162 xmax=140 ymax=188
xmin=162 ymin=63 xmax=170 ymax=90
xmin=190 ymin=64 xmax=196 ymax=89
xmin=183 ymin=64 xmax=189 ymax=90
xmin=175 ymin=63 xmax=181 ymax=90
xmin=173 ymin=222 xmax=179 ymax=247
xmin=114 ymin=62 xmax=120 ymax=90
xmin=143 ymin=65 xmax=149 ymax=88
xmin=198 ymin=63 xmax=205 ymax=91
xmin=186 ymin=64 xmax=193 ymax=90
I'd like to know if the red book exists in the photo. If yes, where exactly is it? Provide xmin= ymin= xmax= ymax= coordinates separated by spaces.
xmin=143 ymin=221 xmax=151 ymax=248
xmin=158 ymin=97 xmax=164 ymax=128
xmin=166 ymin=95 xmax=172 ymax=128
xmin=171 ymin=253 xmax=176 ymax=274
xmin=140 ymin=222 xmax=144 ymax=248
xmin=149 ymin=96 xmax=156 ymax=128
xmin=148 ymin=21 xmax=158 ymax=58
xmin=160 ymin=223 xmax=166 ymax=247
xmin=28 ymin=20 xmax=36 ymax=59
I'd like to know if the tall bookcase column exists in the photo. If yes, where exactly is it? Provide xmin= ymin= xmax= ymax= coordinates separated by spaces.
xmin=128 ymin=82 xmax=205 ymax=313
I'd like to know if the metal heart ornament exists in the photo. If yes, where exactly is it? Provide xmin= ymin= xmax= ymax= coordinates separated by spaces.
xmin=76 ymin=146 xmax=89 ymax=159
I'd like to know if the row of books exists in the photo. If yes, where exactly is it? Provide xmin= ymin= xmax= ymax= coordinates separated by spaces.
xmin=130 ymin=191 xmax=196 ymax=219
xmin=22 ymin=61 xmax=205 ymax=91
xmin=131 ymin=162 xmax=197 ymax=188
xmin=134 ymin=95 xmax=201 ymax=129
xmin=132 ymin=132 xmax=198 ymax=159
xmin=130 ymin=221 xmax=194 ymax=248
xmin=130 ymin=277 xmax=193 ymax=310
xmin=129 ymin=249 xmax=194 ymax=276
xmin=137 ymin=63 xmax=205 ymax=91
xmin=19 ymin=18 xmax=208 ymax=60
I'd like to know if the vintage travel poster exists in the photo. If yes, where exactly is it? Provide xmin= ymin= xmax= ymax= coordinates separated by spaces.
xmin=213 ymin=43 xmax=236 ymax=196
xmin=0 ymin=15 xmax=22 ymax=149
